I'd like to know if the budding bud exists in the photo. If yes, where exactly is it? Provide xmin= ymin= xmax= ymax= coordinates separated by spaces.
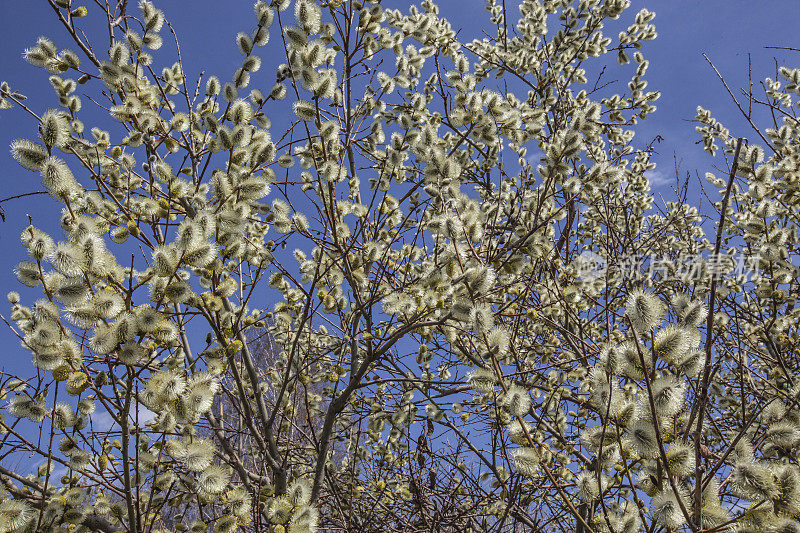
xmin=226 ymin=339 xmax=243 ymax=355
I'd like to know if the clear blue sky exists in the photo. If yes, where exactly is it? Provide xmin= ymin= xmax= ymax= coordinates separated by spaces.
xmin=0 ymin=0 xmax=798 ymax=412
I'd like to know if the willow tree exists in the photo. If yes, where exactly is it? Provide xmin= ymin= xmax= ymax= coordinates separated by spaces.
xmin=1 ymin=0 xmax=799 ymax=532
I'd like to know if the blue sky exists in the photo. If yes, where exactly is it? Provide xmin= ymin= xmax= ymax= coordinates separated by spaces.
xmin=3 ymin=0 xmax=797 ymax=225
xmin=0 ymin=0 xmax=797 ymax=459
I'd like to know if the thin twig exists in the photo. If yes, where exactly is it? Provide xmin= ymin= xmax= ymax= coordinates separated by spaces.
xmin=702 ymin=54 xmax=774 ymax=152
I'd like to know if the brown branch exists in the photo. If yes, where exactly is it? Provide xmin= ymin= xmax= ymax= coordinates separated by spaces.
xmin=692 ymin=136 xmax=744 ymax=527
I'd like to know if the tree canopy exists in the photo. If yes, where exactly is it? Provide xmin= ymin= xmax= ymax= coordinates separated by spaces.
xmin=1 ymin=1 xmax=799 ymax=532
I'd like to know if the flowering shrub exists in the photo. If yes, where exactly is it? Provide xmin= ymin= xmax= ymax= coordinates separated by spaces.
xmin=0 ymin=1 xmax=798 ymax=532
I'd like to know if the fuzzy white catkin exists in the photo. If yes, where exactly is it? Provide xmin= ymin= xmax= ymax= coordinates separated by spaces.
xmin=292 ymin=213 xmax=309 ymax=233
xmin=289 ymin=505 xmax=319 ymax=532
xmin=52 ymin=242 xmax=86 ymax=277
xmin=22 ymin=226 xmax=55 ymax=260
xmin=502 ymin=384 xmax=531 ymax=417
xmin=183 ymin=439 xmax=215 ymax=471
xmin=0 ymin=500 xmax=35 ymax=532
xmin=287 ymin=478 xmax=312 ymax=506
xmin=236 ymin=32 xmax=253 ymax=55
xmin=574 ymin=471 xmax=600 ymax=502
xmin=10 ymin=138 xmax=48 ymax=171
xmin=52 ymin=402 xmax=76 ymax=429
xmin=271 ymin=83 xmax=287 ymax=100
xmin=40 ymin=157 xmax=80 ymax=198
xmin=198 ymin=465 xmax=230 ymax=495
xmin=650 ymin=375 xmax=686 ymax=417
xmin=293 ymin=100 xmax=316 ymax=121
xmin=665 ymin=440 xmax=695 ymax=477
xmin=511 ymin=447 xmax=539 ymax=477
xmin=295 ymin=0 xmax=322 ymax=34
xmin=53 ymin=276 xmax=90 ymax=306
xmin=140 ymin=0 xmax=164 ymax=32
xmin=254 ymin=1 xmax=274 ymax=24
xmin=467 ymin=368 xmax=496 ymax=393
xmin=626 ymin=418 xmax=659 ymax=459
xmin=39 ymin=109 xmax=70 ymax=148
xmin=15 ymin=261 xmax=41 ymax=287
xmin=681 ymin=300 xmax=708 ymax=327
xmin=625 ymin=289 xmax=664 ymax=332
xmin=652 ymin=487 xmax=688 ymax=529
xmin=285 ymin=25 xmax=308 ymax=48
xmin=653 ymin=325 xmax=691 ymax=364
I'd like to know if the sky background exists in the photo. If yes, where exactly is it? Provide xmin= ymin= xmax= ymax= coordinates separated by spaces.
xmin=0 ymin=0 xmax=797 ymax=471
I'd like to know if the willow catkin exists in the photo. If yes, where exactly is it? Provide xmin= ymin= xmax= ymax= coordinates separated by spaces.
xmin=467 ymin=368 xmax=496 ymax=393
xmin=653 ymin=324 xmax=692 ymax=363
xmin=0 ymin=501 xmax=35 ymax=532
xmin=502 ymin=384 xmax=531 ymax=417
xmin=626 ymin=417 xmax=659 ymax=459
xmin=10 ymin=138 xmax=48 ymax=171
xmin=183 ymin=438 xmax=215 ymax=472
xmin=52 ymin=402 xmax=76 ymax=429
xmin=574 ymin=471 xmax=600 ymax=502
xmin=289 ymin=505 xmax=320 ymax=533
xmin=198 ymin=465 xmax=231 ymax=496
xmin=625 ymin=289 xmax=664 ymax=332
xmin=293 ymin=100 xmax=316 ymax=121
xmin=295 ymin=0 xmax=322 ymax=34
xmin=652 ymin=486 xmax=688 ymax=529
xmin=40 ymin=156 xmax=80 ymax=198
xmin=511 ymin=447 xmax=540 ymax=477
xmin=39 ymin=109 xmax=70 ymax=148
